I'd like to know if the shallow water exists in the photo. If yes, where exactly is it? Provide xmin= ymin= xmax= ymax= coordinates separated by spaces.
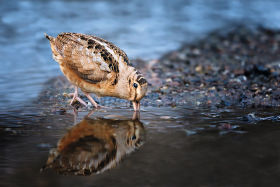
xmin=1 ymin=106 xmax=280 ymax=186
xmin=1 ymin=0 xmax=280 ymax=109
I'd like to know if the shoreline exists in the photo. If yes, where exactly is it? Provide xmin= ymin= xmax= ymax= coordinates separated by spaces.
xmin=37 ymin=26 xmax=280 ymax=110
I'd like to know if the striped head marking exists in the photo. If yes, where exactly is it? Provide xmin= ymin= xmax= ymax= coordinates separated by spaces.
xmin=128 ymin=71 xmax=148 ymax=102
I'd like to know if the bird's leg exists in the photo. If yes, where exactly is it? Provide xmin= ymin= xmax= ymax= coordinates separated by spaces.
xmin=83 ymin=92 xmax=99 ymax=108
xmin=70 ymin=86 xmax=87 ymax=107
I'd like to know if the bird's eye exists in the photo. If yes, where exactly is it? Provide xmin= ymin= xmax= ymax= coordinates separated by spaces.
xmin=133 ymin=83 xmax=138 ymax=88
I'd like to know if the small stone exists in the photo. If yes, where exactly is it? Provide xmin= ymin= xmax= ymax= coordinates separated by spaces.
xmin=192 ymin=48 xmax=201 ymax=55
xmin=5 ymin=128 xmax=11 ymax=131
xmin=184 ymin=129 xmax=197 ymax=136
xmin=166 ymin=78 xmax=172 ymax=82
xmin=86 ymin=102 xmax=93 ymax=109
xmin=195 ymin=65 xmax=203 ymax=73
xmin=160 ymin=116 xmax=171 ymax=119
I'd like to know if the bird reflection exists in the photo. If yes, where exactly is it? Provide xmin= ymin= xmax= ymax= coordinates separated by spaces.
xmin=42 ymin=112 xmax=144 ymax=175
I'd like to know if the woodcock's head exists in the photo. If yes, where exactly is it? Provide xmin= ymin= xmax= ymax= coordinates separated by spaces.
xmin=126 ymin=70 xmax=148 ymax=111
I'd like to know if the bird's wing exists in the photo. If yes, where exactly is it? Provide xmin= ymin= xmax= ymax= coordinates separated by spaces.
xmin=53 ymin=33 xmax=121 ymax=84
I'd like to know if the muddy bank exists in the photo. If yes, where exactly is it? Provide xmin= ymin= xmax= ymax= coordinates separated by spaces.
xmin=38 ymin=26 xmax=280 ymax=109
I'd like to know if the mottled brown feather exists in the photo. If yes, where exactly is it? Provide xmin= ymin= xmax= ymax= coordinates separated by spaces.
xmin=90 ymin=35 xmax=130 ymax=65
xmin=67 ymin=33 xmax=122 ymax=72
xmin=53 ymin=33 xmax=121 ymax=84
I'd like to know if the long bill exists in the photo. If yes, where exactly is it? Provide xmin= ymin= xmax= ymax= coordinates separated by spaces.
xmin=132 ymin=101 xmax=140 ymax=111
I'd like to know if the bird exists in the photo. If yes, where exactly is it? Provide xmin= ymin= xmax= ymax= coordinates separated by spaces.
xmin=45 ymin=32 xmax=148 ymax=111
xmin=42 ymin=115 xmax=145 ymax=175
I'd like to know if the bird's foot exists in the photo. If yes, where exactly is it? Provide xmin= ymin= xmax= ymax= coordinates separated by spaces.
xmin=66 ymin=86 xmax=88 ymax=107
xmin=83 ymin=92 xmax=110 ymax=109
xmin=86 ymin=101 xmax=110 ymax=109
xmin=68 ymin=93 xmax=87 ymax=107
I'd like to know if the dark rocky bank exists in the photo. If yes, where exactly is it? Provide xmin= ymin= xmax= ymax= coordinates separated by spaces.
xmin=37 ymin=26 xmax=280 ymax=110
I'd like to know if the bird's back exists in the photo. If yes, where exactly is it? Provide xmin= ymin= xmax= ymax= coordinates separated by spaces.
xmin=45 ymin=33 xmax=131 ymax=87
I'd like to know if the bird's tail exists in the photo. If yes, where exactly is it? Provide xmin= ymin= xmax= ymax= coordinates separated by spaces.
xmin=44 ymin=33 xmax=54 ymax=42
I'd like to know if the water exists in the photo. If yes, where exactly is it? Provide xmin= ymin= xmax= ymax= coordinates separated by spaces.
xmin=1 ymin=107 xmax=280 ymax=186
xmin=1 ymin=0 xmax=280 ymax=109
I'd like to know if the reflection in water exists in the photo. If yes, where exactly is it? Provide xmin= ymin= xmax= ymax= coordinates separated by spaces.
xmin=42 ymin=114 xmax=145 ymax=175
xmin=2 ymin=107 xmax=280 ymax=186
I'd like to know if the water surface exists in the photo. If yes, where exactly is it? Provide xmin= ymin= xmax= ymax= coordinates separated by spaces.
xmin=1 ymin=106 xmax=280 ymax=186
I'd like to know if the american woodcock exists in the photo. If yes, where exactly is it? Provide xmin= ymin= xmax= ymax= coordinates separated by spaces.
xmin=45 ymin=33 xmax=148 ymax=111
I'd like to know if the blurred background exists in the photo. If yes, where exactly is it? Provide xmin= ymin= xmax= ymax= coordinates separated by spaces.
xmin=1 ymin=0 xmax=280 ymax=110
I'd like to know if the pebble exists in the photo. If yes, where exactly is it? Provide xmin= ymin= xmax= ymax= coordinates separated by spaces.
xmin=160 ymin=116 xmax=172 ymax=119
